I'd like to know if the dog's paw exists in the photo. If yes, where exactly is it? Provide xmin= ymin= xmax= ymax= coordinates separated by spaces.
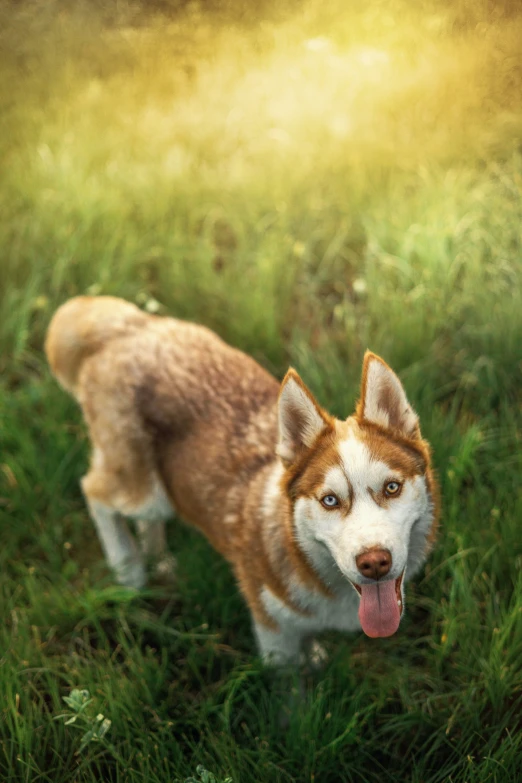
xmin=152 ymin=553 xmax=177 ymax=582
xmin=115 ymin=561 xmax=147 ymax=590
xmin=303 ymin=639 xmax=329 ymax=671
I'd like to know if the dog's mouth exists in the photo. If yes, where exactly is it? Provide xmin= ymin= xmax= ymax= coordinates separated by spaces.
xmin=350 ymin=570 xmax=405 ymax=638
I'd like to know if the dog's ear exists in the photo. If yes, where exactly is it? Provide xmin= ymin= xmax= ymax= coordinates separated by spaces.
xmin=277 ymin=369 xmax=330 ymax=465
xmin=356 ymin=351 xmax=420 ymax=439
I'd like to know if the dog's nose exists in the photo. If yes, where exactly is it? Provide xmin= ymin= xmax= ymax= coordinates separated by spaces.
xmin=355 ymin=548 xmax=392 ymax=580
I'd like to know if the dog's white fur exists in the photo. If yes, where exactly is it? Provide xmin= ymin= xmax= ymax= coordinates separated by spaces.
xmin=45 ymin=296 xmax=438 ymax=665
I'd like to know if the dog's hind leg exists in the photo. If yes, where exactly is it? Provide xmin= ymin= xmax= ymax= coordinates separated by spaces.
xmin=123 ymin=475 xmax=176 ymax=580
xmin=80 ymin=446 xmax=150 ymax=588
xmin=82 ymin=460 xmax=176 ymax=588
xmin=81 ymin=441 xmax=175 ymax=588
xmin=84 ymin=495 xmax=146 ymax=589
xmin=76 ymin=350 xmax=175 ymax=588
xmin=136 ymin=519 xmax=177 ymax=581
xmin=130 ymin=477 xmax=177 ymax=581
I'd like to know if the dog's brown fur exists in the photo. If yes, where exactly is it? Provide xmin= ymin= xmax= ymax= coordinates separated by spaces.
xmin=46 ymin=297 xmax=328 ymax=628
xmin=46 ymin=296 xmax=439 ymax=658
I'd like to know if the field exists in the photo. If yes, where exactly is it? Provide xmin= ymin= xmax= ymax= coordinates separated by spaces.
xmin=2 ymin=0 xmax=522 ymax=780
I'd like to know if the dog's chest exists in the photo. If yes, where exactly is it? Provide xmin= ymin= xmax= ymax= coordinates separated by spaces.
xmin=262 ymin=581 xmax=362 ymax=635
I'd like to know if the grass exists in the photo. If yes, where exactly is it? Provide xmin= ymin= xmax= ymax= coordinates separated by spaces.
xmin=1 ymin=0 xmax=522 ymax=779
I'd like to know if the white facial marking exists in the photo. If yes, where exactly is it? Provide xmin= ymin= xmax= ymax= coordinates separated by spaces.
xmin=321 ymin=465 xmax=350 ymax=501
xmin=338 ymin=437 xmax=395 ymax=496
xmin=292 ymin=432 xmax=433 ymax=589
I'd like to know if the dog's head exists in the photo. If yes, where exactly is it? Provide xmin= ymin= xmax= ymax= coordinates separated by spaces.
xmin=277 ymin=352 xmax=438 ymax=638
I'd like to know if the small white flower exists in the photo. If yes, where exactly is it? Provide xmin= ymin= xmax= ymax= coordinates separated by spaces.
xmin=145 ymin=298 xmax=161 ymax=314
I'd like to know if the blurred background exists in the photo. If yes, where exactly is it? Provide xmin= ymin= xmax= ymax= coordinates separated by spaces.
xmin=1 ymin=0 xmax=522 ymax=780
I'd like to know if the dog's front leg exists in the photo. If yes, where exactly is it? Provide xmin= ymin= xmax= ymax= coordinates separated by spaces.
xmin=253 ymin=619 xmax=305 ymax=667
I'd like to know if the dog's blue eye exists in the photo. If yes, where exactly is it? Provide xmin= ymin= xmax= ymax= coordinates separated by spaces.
xmin=385 ymin=481 xmax=402 ymax=496
xmin=321 ymin=494 xmax=339 ymax=508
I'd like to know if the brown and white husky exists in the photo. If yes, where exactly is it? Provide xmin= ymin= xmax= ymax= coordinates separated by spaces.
xmin=45 ymin=296 xmax=439 ymax=665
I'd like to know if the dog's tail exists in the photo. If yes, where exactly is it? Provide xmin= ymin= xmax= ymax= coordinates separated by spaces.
xmin=45 ymin=296 xmax=147 ymax=396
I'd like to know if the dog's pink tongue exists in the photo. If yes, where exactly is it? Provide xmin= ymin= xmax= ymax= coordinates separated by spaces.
xmin=358 ymin=580 xmax=400 ymax=638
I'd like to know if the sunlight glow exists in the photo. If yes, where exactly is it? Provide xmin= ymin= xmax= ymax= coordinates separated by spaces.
xmin=19 ymin=0 xmax=522 ymax=207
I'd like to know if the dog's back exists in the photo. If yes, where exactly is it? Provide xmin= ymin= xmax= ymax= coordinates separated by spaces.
xmin=45 ymin=296 xmax=280 ymax=557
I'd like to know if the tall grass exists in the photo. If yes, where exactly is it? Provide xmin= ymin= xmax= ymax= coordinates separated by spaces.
xmin=2 ymin=0 xmax=522 ymax=780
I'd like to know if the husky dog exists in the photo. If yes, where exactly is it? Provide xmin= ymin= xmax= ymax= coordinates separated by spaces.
xmin=46 ymin=297 xmax=439 ymax=665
